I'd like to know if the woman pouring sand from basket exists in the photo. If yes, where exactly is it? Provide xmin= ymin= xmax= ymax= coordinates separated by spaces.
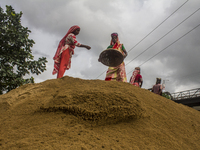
xmin=99 ymin=33 xmax=128 ymax=82
xmin=52 ymin=25 xmax=91 ymax=78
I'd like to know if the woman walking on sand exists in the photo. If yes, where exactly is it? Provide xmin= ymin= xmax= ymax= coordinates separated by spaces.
xmin=130 ymin=67 xmax=143 ymax=87
xmin=102 ymin=33 xmax=128 ymax=82
xmin=52 ymin=25 xmax=91 ymax=78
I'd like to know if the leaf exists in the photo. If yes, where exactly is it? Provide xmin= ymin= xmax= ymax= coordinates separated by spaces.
xmin=0 ymin=5 xmax=47 ymax=94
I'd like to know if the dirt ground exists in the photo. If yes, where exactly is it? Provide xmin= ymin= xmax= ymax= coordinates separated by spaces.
xmin=0 ymin=76 xmax=199 ymax=150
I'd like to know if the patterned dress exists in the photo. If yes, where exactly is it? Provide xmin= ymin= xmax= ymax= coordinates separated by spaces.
xmin=105 ymin=43 xmax=127 ymax=82
xmin=130 ymin=69 xmax=142 ymax=87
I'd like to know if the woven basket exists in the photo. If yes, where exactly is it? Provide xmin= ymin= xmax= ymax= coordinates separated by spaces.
xmin=99 ymin=48 xmax=124 ymax=67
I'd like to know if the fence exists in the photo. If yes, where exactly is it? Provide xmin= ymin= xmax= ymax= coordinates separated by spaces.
xmin=171 ymin=88 xmax=200 ymax=100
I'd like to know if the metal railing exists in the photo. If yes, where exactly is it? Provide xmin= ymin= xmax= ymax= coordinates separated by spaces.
xmin=171 ymin=88 xmax=200 ymax=100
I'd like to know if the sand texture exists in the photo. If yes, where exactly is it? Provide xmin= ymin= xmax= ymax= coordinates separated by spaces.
xmin=0 ymin=76 xmax=199 ymax=150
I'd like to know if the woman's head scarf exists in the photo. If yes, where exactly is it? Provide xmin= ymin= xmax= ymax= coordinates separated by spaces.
xmin=111 ymin=32 xmax=118 ymax=37
xmin=156 ymin=78 xmax=161 ymax=83
xmin=110 ymin=32 xmax=122 ymax=50
xmin=135 ymin=67 xmax=140 ymax=73
xmin=110 ymin=32 xmax=119 ymax=46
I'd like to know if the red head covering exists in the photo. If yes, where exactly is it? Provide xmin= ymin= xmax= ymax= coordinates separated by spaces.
xmin=53 ymin=25 xmax=80 ymax=61
xmin=110 ymin=32 xmax=121 ymax=49
xmin=111 ymin=32 xmax=118 ymax=37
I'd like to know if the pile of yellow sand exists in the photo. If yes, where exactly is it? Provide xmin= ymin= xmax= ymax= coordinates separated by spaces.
xmin=0 ymin=76 xmax=199 ymax=149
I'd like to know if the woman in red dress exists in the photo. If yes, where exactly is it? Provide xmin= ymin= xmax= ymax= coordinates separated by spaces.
xmin=52 ymin=25 xmax=91 ymax=78
xmin=130 ymin=67 xmax=143 ymax=87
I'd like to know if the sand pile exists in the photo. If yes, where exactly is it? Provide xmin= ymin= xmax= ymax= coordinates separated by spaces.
xmin=0 ymin=76 xmax=199 ymax=150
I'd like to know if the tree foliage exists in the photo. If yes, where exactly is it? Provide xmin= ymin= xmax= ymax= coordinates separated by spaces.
xmin=162 ymin=92 xmax=172 ymax=100
xmin=0 ymin=5 xmax=47 ymax=94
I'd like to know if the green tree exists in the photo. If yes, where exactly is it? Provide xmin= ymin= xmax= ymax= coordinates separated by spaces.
xmin=0 ymin=5 xmax=47 ymax=94
xmin=162 ymin=92 xmax=172 ymax=100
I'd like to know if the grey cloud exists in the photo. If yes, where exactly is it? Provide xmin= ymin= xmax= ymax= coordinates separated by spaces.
xmin=1 ymin=0 xmax=200 ymax=93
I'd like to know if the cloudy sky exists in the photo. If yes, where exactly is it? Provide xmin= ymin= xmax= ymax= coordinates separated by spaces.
xmin=1 ymin=0 xmax=200 ymax=94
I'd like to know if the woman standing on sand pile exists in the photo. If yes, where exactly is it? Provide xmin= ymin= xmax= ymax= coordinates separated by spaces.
xmin=100 ymin=33 xmax=128 ymax=82
xmin=152 ymin=78 xmax=162 ymax=95
xmin=52 ymin=25 xmax=91 ymax=78
xmin=130 ymin=67 xmax=143 ymax=87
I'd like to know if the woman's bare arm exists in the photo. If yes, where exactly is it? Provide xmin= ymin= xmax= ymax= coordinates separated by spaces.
xmin=79 ymin=44 xmax=91 ymax=50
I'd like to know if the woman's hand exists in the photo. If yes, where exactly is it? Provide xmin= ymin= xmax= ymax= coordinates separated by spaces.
xmin=98 ymin=55 xmax=102 ymax=62
xmin=79 ymin=44 xmax=91 ymax=50
xmin=123 ymin=53 xmax=127 ymax=58
xmin=85 ymin=45 xmax=91 ymax=50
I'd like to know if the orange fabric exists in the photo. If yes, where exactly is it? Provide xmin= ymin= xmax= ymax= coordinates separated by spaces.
xmin=57 ymin=49 xmax=71 ymax=78
xmin=132 ymin=82 xmax=139 ymax=87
